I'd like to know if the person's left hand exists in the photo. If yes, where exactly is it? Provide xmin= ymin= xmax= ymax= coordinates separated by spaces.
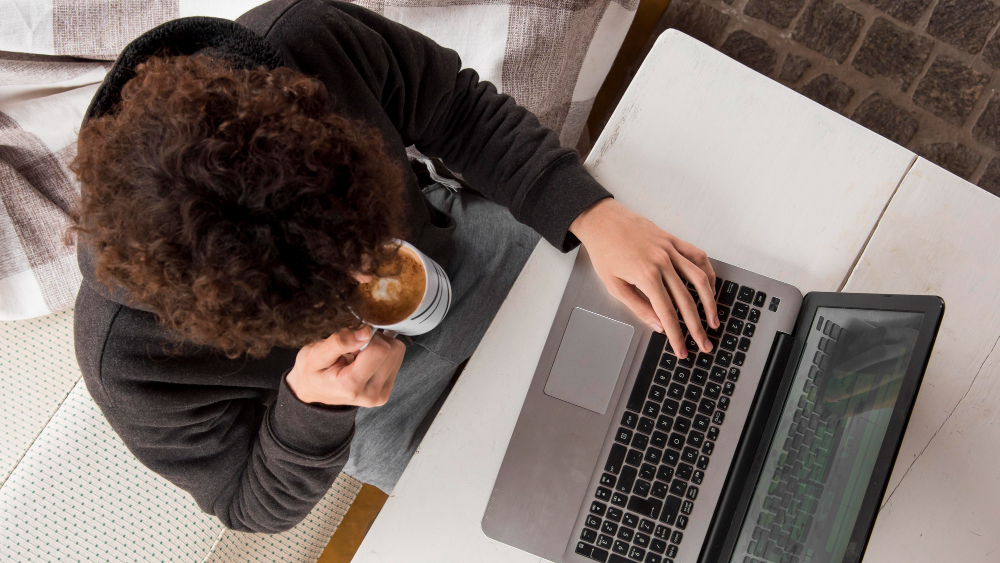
xmin=570 ymin=198 xmax=720 ymax=359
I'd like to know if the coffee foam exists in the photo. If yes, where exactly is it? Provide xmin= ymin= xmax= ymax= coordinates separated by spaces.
xmin=358 ymin=247 xmax=426 ymax=325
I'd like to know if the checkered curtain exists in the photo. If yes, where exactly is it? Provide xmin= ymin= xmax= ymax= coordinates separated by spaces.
xmin=0 ymin=0 xmax=636 ymax=320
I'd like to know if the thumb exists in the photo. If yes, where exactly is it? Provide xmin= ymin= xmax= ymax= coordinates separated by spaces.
xmin=609 ymin=279 xmax=663 ymax=333
xmin=313 ymin=326 xmax=372 ymax=362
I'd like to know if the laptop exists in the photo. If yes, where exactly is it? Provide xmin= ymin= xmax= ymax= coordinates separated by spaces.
xmin=482 ymin=248 xmax=943 ymax=563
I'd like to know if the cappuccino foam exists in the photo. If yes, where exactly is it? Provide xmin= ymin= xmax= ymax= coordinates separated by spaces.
xmin=358 ymin=247 xmax=426 ymax=325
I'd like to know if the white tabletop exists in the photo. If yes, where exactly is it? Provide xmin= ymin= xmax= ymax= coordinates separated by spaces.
xmin=356 ymin=31 xmax=1000 ymax=562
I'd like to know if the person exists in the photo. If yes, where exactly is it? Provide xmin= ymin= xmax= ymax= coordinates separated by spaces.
xmin=72 ymin=0 xmax=720 ymax=534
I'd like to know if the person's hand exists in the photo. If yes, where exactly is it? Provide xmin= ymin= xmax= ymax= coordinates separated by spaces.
xmin=569 ymin=198 xmax=719 ymax=359
xmin=286 ymin=327 xmax=406 ymax=407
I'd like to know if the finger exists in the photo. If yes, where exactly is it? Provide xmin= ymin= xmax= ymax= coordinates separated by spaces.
xmin=660 ymin=261 xmax=712 ymax=354
xmin=635 ymin=269 xmax=686 ymax=359
xmin=673 ymin=253 xmax=719 ymax=330
xmin=369 ymin=338 xmax=406 ymax=405
xmin=673 ymin=240 xmax=719 ymax=328
xmin=339 ymin=334 xmax=393 ymax=388
xmin=312 ymin=326 xmax=372 ymax=365
xmin=607 ymin=278 xmax=664 ymax=332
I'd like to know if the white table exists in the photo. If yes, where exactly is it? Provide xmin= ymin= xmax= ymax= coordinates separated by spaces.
xmin=356 ymin=31 xmax=1000 ymax=562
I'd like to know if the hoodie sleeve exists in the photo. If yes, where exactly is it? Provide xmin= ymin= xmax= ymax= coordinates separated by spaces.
xmin=77 ymin=290 xmax=357 ymax=534
xmin=260 ymin=0 xmax=612 ymax=251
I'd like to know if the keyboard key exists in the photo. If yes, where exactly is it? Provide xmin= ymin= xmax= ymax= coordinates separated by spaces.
xmin=668 ymin=433 xmax=685 ymax=449
xmin=692 ymin=471 xmax=704 ymax=485
xmin=649 ymin=385 xmax=666 ymax=402
xmin=616 ymin=428 xmax=633 ymax=445
xmin=638 ymin=417 xmax=655 ymax=434
xmin=639 ymin=463 xmax=656 ymax=480
xmin=753 ymin=291 xmax=767 ymax=307
xmin=576 ymin=542 xmax=607 ymax=562
xmin=676 ymin=515 xmax=689 ymax=530
xmin=643 ymin=401 xmax=660 ymax=419
xmin=748 ymin=308 xmax=761 ymax=323
xmin=713 ymin=411 xmax=726 ymax=425
xmin=725 ymin=318 xmax=744 ymax=335
xmin=587 ymin=515 xmax=602 ymax=529
xmin=769 ymin=296 xmax=780 ymax=312
xmin=613 ymin=540 xmax=629 ymax=555
xmin=634 ymin=532 xmax=650 ymax=548
xmin=653 ymin=369 xmax=671 ymax=386
xmin=667 ymin=544 xmax=678 ymax=558
xmin=669 ymin=479 xmax=687 ymax=497
xmin=596 ymin=487 xmax=612 ymax=501
xmin=663 ymin=449 xmax=680 ymax=466
xmin=691 ymin=369 xmax=708 ymax=385
xmin=606 ymin=444 xmax=627 ymax=474
xmin=617 ymin=527 xmax=634 ymax=542
xmin=681 ymin=500 xmax=694 ymax=516
xmin=714 ymin=350 xmax=732 ymax=367
xmin=738 ymin=338 xmax=751 ymax=352
xmin=660 ymin=496 xmax=681 ymax=525
xmin=716 ymin=304 xmax=730 ymax=323
xmin=582 ymin=528 xmax=598 ymax=543
xmin=734 ymin=352 xmax=746 ymax=366
xmin=654 ymin=524 xmax=671 ymax=540
xmin=644 ymin=448 xmax=662 ymax=465
xmin=628 ymin=545 xmax=645 ymax=561
xmin=718 ymin=396 xmax=730 ymax=411
xmin=651 ymin=480 xmax=669 ymax=499
xmin=659 ymin=354 xmax=676 ymax=370
xmin=698 ymin=398 xmax=716 ymax=415
xmin=680 ymin=400 xmax=698 ymax=418
xmin=651 ymin=538 xmax=667 ymax=554
xmin=743 ymin=323 xmax=756 ymax=338
xmin=626 ymin=449 xmax=644 ymax=466
xmin=720 ymin=333 xmax=738 ymax=351
xmin=693 ymin=415 xmax=710 ymax=432
xmin=633 ymin=479 xmax=651 ymax=497
xmin=737 ymin=286 xmax=755 ymax=304
xmin=709 ymin=366 xmax=726 ymax=382
xmin=631 ymin=433 xmax=649 ymax=450
xmin=597 ymin=534 xmax=613 ymax=549
xmin=705 ymin=383 xmax=721 ymax=399
xmin=639 ymin=519 xmax=655 ymax=534
xmin=696 ymin=455 xmax=710 ymax=470
xmin=645 ymin=551 xmax=661 ymax=563
xmin=675 ymin=463 xmax=692 ymax=480
xmin=657 ymin=465 xmax=674 ymax=482
xmin=591 ymin=501 xmax=608 ymax=516
xmin=627 ymin=495 xmax=663 ymax=519
xmin=622 ymin=512 xmax=639 ymax=528
xmin=728 ymin=367 xmax=740 ymax=381
xmin=662 ymin=399 xmax=679 ymax=417
xmin=671 ymin=530 xmax=684 ymax=544
xmin=607 ymin=507 xmax=623 ymax=522
xmin=719 ymin=281 xmax=738 ymax=305
xmin=622 ymin=412 xmax=639 ymax=429
xmin=611 ymin=492 xmax=628 ymax=507
xmin=617 ymin=466 xmax=637 ymax=493
xmin=722 ymin=382 xmax=736 ymax=396
xmin=696 ymin=353 xmax=713 ymax=369
xmin=682 ymin=447 xmax=699 ymax=464
xmin=707 ymin=426 xmax=720 ymax=441
xmin=684 ymin=385 xmax=702 ymax=402
xmin=687 ymin=431 xmax=704 ymax=447
xmin=667 ymin=383 xmax=684 ymax=400
xmin=601 ymin=473 xmax=617 ymax=488
xmin=673 ymin=417 xmax=691 ymax=434
xmin=678 ymin=355 xmax=694 ymax=369
xmin=651 ymin=431 xmax=669 ymax=449
xmin=732 ymin=302 xmax=749 ymax=320
xmin=686 ymin=486 xmax=699 ymax=500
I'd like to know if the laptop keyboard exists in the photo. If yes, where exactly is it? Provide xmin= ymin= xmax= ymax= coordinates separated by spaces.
xmin=576 ymin=277 xmax=775 ymax=563
xmin=740 ymin=316 xmax=845 ymax=563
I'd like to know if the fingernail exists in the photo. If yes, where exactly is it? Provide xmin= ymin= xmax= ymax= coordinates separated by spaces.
xmin=355 ymin=327 xmax=371 ymax=342
xmin=713 ymin=315 xmax=720 ymax=328
xmin=703 ymin=338 xmax=713 ymax=352
xmin=652 ymin=323 xmax=664 ymax=333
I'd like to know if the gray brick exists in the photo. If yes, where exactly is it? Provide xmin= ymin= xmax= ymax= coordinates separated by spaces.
xmin=917 ymin=143 xmax=982 ymax=179
xmin=793 ymin=0 xmax=865 ymax=63
xmin=913 ymin=56 xmax=990 ymax=125
xmin=664 ymin=0 xmax=732 ymax=47
xmin=779 ymin=54 xmax=812 ymax=82
xmin=744 ymin=0 xmax=807 ymax=29
xmin=719 ymin=30 xmax=778 ymax=74
xmin=800 ymin=73 xmax=855 ymax=112
xmin=862 ymin=0 xmax=933 ymax=25
xmin=852 ymin=17 xmax=933 ymax=91
xmin=926 ymin=0 xmax=1000 ymax=54
xmin=978 ymin=157 xmax=1000 ymax=196
xmin=973 ymin=94 xmax=1000 ymax=151
xmin=852 ymin=93 xmax=919 ymax=145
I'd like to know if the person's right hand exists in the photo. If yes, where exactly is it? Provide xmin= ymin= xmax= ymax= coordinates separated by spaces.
xmin=286 ymin=327 xmax=406 ymax=408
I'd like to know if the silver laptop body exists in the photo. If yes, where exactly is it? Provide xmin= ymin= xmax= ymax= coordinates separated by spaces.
xmin=482 ymin=247 xmax=803 ymax=562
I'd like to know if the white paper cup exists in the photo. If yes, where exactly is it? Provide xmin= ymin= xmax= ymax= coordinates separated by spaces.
xmin=358 ymin=240 xmax=452 ymax=341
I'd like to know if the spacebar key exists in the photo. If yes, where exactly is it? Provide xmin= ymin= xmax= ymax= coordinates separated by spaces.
xmin=627 ymin=495 xmax=662 ymax=519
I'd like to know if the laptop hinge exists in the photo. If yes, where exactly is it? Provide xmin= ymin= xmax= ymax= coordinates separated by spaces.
xmin=698 ymin=331 xmax=795 ymax=563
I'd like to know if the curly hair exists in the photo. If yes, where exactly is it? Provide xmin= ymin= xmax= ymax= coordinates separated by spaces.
xmin=73 ymin=55 xmax=408 ymax=358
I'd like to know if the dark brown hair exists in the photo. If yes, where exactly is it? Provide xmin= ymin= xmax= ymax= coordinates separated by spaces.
xmin=73 ymin=55 xmax=407 ymax=357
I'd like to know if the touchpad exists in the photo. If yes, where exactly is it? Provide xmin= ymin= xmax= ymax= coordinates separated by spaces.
xmin=543 ymin=308 xmax=635 ymax=414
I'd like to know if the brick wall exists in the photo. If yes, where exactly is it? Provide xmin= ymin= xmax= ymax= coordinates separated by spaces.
xmin=626 ymin=0 xmax=1000 ymax=196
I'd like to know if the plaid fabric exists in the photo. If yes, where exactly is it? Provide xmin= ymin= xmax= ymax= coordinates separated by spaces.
xmin=0 ymin=0 xmax=636 ymax=320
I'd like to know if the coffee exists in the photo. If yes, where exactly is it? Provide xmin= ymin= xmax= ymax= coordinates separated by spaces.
xmin=357 ymin=246 xmax=426 ymax=325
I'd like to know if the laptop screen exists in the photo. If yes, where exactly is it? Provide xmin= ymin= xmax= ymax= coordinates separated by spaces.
xmin=728 ymin=307 xmax=925 ymax=563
